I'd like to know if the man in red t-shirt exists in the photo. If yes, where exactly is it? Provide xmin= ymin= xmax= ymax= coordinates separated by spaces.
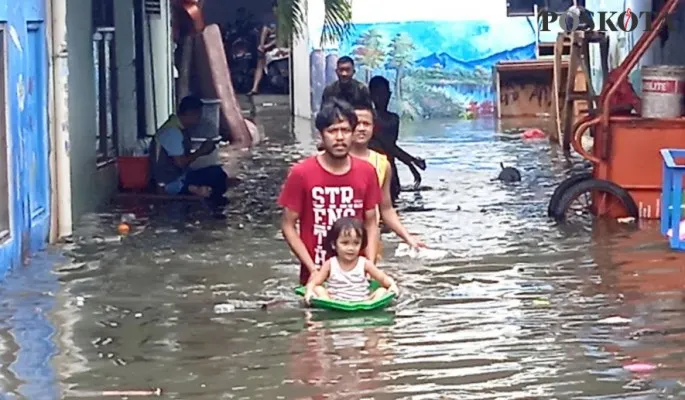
xmin=278 ymin=99 xmax=382 ymax=284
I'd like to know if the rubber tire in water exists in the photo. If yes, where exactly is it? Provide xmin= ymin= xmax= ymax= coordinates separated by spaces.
xmin=551 ymin=178 xmax=639 ymax=223
xmin=547 ymin=173 xmax=593 ymax=217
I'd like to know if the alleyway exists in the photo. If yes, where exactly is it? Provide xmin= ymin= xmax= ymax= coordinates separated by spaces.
xmin=2 ymin=116 xmax=685 ymax=399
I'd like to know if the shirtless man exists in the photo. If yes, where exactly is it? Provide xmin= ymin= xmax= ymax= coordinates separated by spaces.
xmin=368 ymin=76 xmax=426 ymax=204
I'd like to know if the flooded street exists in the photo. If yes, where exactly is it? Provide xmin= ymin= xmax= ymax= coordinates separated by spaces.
xmin=4 ymin=117 xmax=685 ymax=399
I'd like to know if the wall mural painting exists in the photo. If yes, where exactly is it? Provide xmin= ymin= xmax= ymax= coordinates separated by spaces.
xmin=310 ymin=20 xmax=537 ymax=120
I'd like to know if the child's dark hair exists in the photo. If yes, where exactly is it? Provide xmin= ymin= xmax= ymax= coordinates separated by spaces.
xmin=325 ymin=217 xmax=367 ymax=254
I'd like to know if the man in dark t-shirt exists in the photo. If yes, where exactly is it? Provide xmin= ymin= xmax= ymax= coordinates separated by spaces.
xmin=321 ymin=56 xmax=372 ymax=107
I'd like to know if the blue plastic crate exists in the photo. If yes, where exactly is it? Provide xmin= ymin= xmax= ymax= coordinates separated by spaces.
xmin=660 ymin=149 xmax=685 ymax=251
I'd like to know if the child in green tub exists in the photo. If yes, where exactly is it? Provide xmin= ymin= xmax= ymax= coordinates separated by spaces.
xmin=304 ymin=217 xmax=399 ymax=304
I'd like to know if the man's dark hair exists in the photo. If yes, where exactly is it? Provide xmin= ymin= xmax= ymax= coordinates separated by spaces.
xmin=315 ymin=98 xmax=358 ymax=132
xmin=337 ymin=56 xmax=354 ymax=67
xmin=369 ymin=76 xmax=390 ymax=92
xmin=178 ymin=96 xmax=204 ymax=115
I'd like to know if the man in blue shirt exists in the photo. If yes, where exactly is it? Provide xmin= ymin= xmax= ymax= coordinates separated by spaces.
xmin=151 ymin=96 xmax=230 ymax=208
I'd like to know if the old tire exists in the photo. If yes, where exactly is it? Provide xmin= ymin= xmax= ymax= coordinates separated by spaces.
xmin=551 ymin=178 xmax=639 ymax=223
xmin=547 ymin=173 xmax=593 ymax=217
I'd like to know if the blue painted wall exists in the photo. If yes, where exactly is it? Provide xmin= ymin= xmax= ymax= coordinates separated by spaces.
xmin=0 ymin=0 xmax=51 ymax=278
xmin=311 ymin=18 xmax=537 ymax=120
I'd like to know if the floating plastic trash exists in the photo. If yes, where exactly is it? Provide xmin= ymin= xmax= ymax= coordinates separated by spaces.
xmin=395 ymin=243 xmax=447 ymax=260
xmin=623 ymin=362 xmax=657 ymax=373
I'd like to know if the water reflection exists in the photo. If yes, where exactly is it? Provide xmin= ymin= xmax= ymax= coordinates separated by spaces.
xmin=288 ymin=311 xmax=394 ymax=398
xmin=4 ymin=117 xmax=685 ymax=398
xmin=0 ymin=251 xmax=62 ymax=400
xmin=589 ymin=224 xmax=685 ymax=397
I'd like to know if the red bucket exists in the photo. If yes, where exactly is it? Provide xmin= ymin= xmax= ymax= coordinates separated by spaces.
xmin=117 ymin=156 xmax=150 ymax=190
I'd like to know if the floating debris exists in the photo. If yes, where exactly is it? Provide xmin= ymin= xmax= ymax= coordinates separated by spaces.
xmin=598 ymin=316 xmax=631 ymax=324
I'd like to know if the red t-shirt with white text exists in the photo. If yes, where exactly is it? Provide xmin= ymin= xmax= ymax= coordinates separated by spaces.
xmin=278 ymin=155 xmax=382 ymax=284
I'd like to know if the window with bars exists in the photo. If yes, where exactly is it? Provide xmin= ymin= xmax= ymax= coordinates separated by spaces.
xmin=0 ymin=28 xmax=10 ymax=241
xmin=93 ymin=0 xmax=118 ymax=165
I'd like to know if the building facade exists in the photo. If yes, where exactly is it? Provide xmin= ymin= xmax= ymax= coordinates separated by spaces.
xmin=0 ymin=0 xmax=174 ymax=277
xmin=0 ymin=0 xmax=51 ymax=277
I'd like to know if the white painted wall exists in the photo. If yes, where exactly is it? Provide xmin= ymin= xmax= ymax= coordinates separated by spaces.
xmin=143 ymin=0 xmax=174 ymax=135
xmin=66 ymin=0 xmax=117 ymax=220
xmin=292 ymin=0 xmax=312 ymax=118
xmin=114 ymin=0 xmax=138 ymax=152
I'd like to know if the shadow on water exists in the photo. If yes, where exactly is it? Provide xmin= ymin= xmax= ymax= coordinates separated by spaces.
xmin=3 ymin=117 xmax=685 ymax=398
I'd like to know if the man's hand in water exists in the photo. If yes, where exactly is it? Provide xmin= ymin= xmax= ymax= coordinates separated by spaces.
xmin=304 ymin=286 xmax=315 ymax=305
xmin=413 ymin=157 xmax=426 ymax=171
xmin=406 ymin=235 xmax=427 ymax=249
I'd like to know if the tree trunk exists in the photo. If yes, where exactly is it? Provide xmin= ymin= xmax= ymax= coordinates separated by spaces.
xmin=395 ymin=67 xmax=403 ymax=99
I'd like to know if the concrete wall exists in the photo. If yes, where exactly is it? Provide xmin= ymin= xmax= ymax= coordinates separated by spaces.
xmin=66 ymin=0 xmax=118 ymax=220
xmin=142 ymin=0 xmax=174 ymax=136
xmin=114 ymin=0 xmax=138 ymax=152
xmin=651 ymin=1 xmax=685 ymax=65
xmin=65 ymin=0 xmax=174 ymax=220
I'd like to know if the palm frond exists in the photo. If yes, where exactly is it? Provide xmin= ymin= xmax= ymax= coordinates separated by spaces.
xmin=275 ymin=0 xmax=304 ymax=47
xmin=320 ymin=0 xmax=353 ymax=45
xmin=274 ymin=0 xmax=353 ymax=47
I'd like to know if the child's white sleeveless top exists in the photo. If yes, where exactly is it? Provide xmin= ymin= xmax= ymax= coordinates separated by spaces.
xmin=327 ymin=256 xmax=369 ymax=301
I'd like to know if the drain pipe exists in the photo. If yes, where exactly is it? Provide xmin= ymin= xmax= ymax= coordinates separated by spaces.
xmin=47 ymin=0 xmax=73 ymax=241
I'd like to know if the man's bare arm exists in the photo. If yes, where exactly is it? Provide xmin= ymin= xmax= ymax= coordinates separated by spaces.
xmin=364 ymin=208 xmax=380 ymax=263
xmin=379 ymin=164 xmax=414 ymax=243
xmin=281 ymin=208 xmax=317 ymax=273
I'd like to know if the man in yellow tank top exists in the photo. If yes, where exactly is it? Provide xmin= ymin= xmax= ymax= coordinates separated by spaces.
xmin=349 ymin=101 xmax=426 ymax=262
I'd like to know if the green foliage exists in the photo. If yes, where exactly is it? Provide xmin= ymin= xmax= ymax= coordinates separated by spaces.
xmin=353 ymin=29 xmax=386 ymax=80
xmin=387 ymin=32 xmax=416 ymax=70
xmin=275 ymin=0 xmax=353 ymax=47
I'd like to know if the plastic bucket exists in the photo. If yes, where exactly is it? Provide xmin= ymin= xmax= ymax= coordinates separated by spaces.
xmin=117 ymin=156 xmax=150 ymax=190
xmin=641 ymin=65 xmax=685 ymax=118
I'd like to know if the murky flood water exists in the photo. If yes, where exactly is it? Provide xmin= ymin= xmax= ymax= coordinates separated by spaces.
xmin=3 ymin=117 xmax=685 ymax=399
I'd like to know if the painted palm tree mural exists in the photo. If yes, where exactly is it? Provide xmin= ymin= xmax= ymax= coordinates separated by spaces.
xmin=353 ymin=29 xmax=386 ymax=82
xmin=312 ymin=19 xmax=536 ymax=120
xmin=387 ymin=32 xmax=415 ymax=99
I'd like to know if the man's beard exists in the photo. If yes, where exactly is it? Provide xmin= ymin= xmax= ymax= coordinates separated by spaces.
xmin=326 ymin=147 xmax=349 ymax=159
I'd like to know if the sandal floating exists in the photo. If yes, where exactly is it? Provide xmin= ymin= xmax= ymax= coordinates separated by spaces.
xmin=294 ymin=280 xmax=396 ymax=311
